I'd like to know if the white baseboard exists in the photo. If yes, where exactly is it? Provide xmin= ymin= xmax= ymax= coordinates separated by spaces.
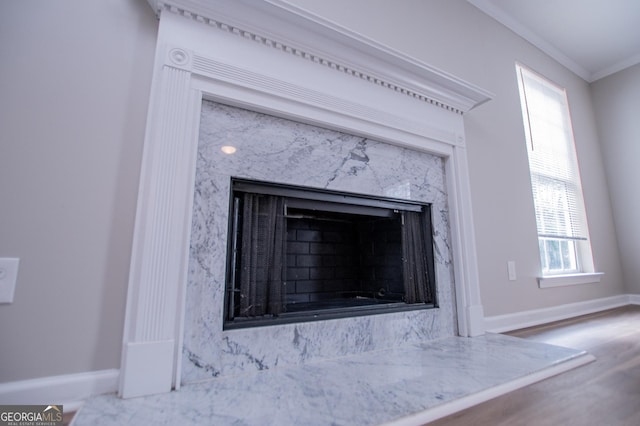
xmin=0 ymin=369 xmax=118 ymax=411
xmin=484 ymin=294 xmax=634 ymax=333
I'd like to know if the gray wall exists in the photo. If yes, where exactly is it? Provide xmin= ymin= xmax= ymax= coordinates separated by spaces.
xmin=591 ymin=64 xmax=640 ymax=294
xmin=0 ymin=0 xmax=157 ymax=382
xmin=0 ymin=0 xmax=628 ymax=384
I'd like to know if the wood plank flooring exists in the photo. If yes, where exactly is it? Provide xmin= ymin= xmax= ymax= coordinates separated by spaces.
xmin=428 ymin=305 xmax=640 ymax=426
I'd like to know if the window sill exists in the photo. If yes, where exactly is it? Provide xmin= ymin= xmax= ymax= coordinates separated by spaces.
xmin=538 ymin=272 xmax=604 ymax=289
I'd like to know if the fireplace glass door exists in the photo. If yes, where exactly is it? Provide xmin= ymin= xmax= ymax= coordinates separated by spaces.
xmin=225 ymin=178 xmax=437 ymax=328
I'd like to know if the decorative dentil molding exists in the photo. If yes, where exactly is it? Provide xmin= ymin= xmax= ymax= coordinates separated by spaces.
xmin=147 ymin=0 xmax=493 ymax=115
xmin=188 ymin=53 xmax=461 ymax=146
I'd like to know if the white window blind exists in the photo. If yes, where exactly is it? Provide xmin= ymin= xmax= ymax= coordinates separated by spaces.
xmin=516 ymin=64 xmax=591 ymax=274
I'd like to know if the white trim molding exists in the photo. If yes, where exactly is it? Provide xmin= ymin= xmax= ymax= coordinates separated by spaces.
xmin=484 ymin=294 xmax=633 ymax=333
xmin=147 ymin=0 xmax=492 ymax=114
xmin=538 ymin=272 xmax=604 ymax=288
xmin=0 ymin=369 xmax=118 ymax=412
xmin=466 ymin=0 xmax=590 ymax=81
xmin=120 ymin=0 xmax=492 ymax=398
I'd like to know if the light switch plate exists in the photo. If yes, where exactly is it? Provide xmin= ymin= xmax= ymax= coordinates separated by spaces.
xmin=0 ymin=258 xmax=20 ymax=303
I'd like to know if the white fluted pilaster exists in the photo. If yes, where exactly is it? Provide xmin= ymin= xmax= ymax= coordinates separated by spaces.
xmin=119 ymin=49 xmax=199 ymax=398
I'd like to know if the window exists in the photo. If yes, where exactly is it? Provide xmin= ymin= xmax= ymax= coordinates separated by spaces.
xmin=516 ymin=64 xmax=597 ymax=281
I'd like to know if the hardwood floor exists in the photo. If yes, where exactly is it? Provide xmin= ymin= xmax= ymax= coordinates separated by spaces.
xmin=428 ymin=305 xmax=640 ymax=426
xmin=63 ymin=410 xmax=75 ymax=426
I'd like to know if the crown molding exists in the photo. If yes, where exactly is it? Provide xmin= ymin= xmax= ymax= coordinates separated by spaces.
xmin=590 ymin=52 xmax=640 ymax=82
xmin=466 ymin=0 xmax=593 ymax=81
xmin=146 ymin=0 xmax=492 ymax=114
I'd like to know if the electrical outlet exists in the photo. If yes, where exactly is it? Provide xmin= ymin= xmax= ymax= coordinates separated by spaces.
xmin=0 ymin=258 xmax=20 ymax=303
xmin=507 ymin=261 xmax=517 ymax=281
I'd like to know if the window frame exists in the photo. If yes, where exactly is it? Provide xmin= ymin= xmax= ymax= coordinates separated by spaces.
xmin=515 ymin=63 xmax=602 ymax=287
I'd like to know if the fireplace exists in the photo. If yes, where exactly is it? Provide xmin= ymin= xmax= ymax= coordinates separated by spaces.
xmin=120 ymin=0 xmax=491 ymax=399
xmin=224 ymin=178 xmax=437 ymax=328
xmin=180 ymin=99 xmax=457 ymax=385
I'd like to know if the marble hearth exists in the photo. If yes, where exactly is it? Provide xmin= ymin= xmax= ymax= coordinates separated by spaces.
xmin=74 ymin=333 xmax=593 ymax=425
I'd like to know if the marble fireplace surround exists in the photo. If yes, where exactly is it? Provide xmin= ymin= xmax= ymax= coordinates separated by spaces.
xmin=184 ymin=100 xmax=454 ymax=386
xmin=120 ymin=0 xmax=493 ymax=399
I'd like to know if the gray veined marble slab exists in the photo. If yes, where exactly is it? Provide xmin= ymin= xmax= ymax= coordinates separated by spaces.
xmin=72 ymin=333 xmax=593 ymax=426
xmin=183 ymin=100 xmax=458 ymax=384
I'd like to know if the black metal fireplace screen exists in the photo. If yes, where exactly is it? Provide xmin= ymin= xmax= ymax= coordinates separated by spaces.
xmin=224 ymin=178 xmax=437 ymax=328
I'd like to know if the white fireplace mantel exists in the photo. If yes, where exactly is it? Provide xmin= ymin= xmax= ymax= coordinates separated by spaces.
xmin=119 ymin=0 xmax=492 ymax=399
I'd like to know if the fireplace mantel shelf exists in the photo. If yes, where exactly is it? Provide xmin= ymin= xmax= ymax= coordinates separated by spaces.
xmin=146 ymin=0 xmax=493 ymax=115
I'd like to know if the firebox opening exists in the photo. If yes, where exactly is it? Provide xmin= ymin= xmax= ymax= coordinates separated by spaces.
xmin=224 ymin=178 xmax=437 ymax=329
